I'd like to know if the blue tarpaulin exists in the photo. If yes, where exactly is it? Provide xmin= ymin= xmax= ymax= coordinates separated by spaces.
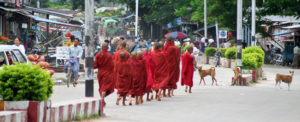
xmin=21 ymin=10 xmax=81 ymax=28
xmin=272 ymin=31 xmax=297 ymax=36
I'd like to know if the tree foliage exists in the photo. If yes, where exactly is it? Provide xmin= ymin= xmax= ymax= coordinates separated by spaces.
xmin=259 ymin=0 xmax=300 ymax=18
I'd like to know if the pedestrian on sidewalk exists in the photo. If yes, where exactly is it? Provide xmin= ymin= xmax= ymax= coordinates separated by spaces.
xmin=94 ymin=42 xmax=115 ymax=107
xmin=181 ymin=47 xmax=195 ymax=93
xmin=292 ymin=43 xmax=299 ymax=68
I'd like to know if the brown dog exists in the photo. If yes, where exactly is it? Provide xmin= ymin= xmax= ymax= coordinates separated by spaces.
xmin=232 ymin=67 xmax=241 ymax=86
xmin=275 ymin=71 xmax=294 ymax=90
xmin=198 ymin=66 xmax=217 ymax=86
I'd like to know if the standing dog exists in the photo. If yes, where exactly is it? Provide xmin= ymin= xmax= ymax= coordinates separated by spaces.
xmin=275 ymin=71 xmax=294 ymax=90
xmin=232 ymin=67 xmax=241 ymax=86
xmin=198 ymin=66 xmax=217 ymax=86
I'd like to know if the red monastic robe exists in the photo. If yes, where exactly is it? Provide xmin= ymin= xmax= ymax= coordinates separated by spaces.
xmin=128 ymin=58 xmax=140 ymax=96
xmin=115 ymin=59 xmax=132 ymax=96
xmin=94 ymin=49 xmax=115 ymax=96
xmin=113 ymin=49 xmax=130 ymax=62
xmin=164 ymin=41 xmax=181 ymax=89
xmin=181 ymin=52 xmax=194 ymax=87
xmin=143 ymin=52 xmax=155 ymax=92
xmin=151 ymin=49 xmax=170 ymax=91
xmin=137 ymin=57 xmax=147 ymax=95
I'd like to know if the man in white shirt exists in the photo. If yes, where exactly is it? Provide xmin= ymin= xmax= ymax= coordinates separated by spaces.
xmin=13 ymin=38 xmax=25 ymax=54
xmin=292 ymin=44 xmax=299 ymax=68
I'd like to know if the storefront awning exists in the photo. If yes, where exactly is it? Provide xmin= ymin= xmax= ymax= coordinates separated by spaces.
xmin=0 ymin=6 xmax=20 ymax=12
xmin=19 ymin=10 xmax=81 ymax=28
xmin=272 ymin=31 xmax=297 ymax=36
xmin=282 ymin=25 xmax=300 ymax=29
xmin=193 ymin=25 xmax=216 ymax=33
xmin=23 ymin=6 xmax=73 ymax=19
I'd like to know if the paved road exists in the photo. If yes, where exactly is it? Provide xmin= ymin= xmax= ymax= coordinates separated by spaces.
xmin=50 ymin=64 xmax=300 ymax=122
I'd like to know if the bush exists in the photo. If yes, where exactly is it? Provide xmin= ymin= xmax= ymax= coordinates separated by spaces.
xmin=218 ymin=48 xmax=227 ymax=58
xmin=0 ymin=63 xmax=54 ymax=101
xmin=243 ymin=46 xmax=265 ymax=57
xmin=242 ymin=46 xmax=265 ymax=69
xmin=205 ymin=47 xmax=216 ymax=57
xmin=242 ymin=53 xmax=259 ymax=70
xmin=225 ymin=47 xmax=237 ymax=59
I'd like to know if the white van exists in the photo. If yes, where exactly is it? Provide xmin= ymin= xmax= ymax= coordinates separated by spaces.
xmin=0 ymin=45 xmax=29 ymax=68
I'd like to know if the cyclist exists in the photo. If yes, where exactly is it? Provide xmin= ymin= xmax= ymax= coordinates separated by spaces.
xmin=65 ymin=38 xmax=83 ymax=86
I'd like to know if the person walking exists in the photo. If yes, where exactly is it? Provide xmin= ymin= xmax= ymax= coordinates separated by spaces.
xmin=292 ymin=44 xmax=299 ymax=68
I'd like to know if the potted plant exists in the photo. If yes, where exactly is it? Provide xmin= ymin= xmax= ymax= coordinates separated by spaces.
xmin=0 ymin=63 xmax=54 ymax=122
xmin=225 ymin=47 xmax=237 ymax=68
xmin=204 ymin=47 xmax=216 ymax=64
xmin=242 ymin=46 xmax=265 ymax=82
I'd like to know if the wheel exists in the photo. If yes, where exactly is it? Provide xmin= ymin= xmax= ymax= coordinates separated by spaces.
xmin=67 ymin=67 xmax=72 ymax=87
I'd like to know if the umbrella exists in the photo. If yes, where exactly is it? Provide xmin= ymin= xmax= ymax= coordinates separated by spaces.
xmin=164 ymin=32 xmax=187 ymax=39
xmin=104 ymin=19 xmax=118 ymax=27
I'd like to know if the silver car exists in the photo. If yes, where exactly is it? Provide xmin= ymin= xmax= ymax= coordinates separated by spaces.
xmin=0 ymin=45 xmax=29 ymax=69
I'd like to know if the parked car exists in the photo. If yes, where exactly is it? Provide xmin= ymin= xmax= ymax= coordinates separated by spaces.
xmin=0 ymin=45 xmax=29 ymax=69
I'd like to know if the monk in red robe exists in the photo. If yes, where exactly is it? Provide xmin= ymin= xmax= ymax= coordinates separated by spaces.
xmin=115 ymin=52 xmax=132 ymax=106
xmin=151 ymin=42 xmax=170 ymax=101
xmin=164 ymin=36 xmax=181 ymax=97
xmin=181 ymin=47 xmax=196 ymax=93
xmin=142 ymin=48 xmax=154 ymax=101
xmin=94 ymin=43 xmax=115 ymax=106
xmin=136 ymin=50 xmax=147 ymax=103
xmin=128 ymin=52 xmax=140 ymax=105
xmin=113 ymin=41 xmax=130 ymax=71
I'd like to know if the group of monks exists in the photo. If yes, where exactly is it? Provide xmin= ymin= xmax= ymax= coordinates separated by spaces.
xmin=94 ymin=36 xmax=196 ymax=106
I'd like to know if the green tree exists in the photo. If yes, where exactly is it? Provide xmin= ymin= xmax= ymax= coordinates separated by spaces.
xmin=29 ymin=0 xmax=50 ymax=8
xmin=259 ymin=0 xmax=300 ymax=18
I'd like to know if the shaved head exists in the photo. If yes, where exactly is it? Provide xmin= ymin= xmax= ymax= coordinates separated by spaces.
xmin=137 ymin=50 xmax=143 ymax=57
xmin=187 ymin=46 xmax=193 ymax=53
xmin=154 ymin=42 xmax=161 ymax=50
xmin=131 ymin=51 xmax=137 ymax=58
xmin=120 ymin=41 xmax=127 ymax=49
xmin=102 ymin=42 xmax=108 ymax=49
xmin=142 ymin=48 xmax=148 ymax=53
xmin=167 ymin=36 xmax=174 ymax=41
xmin=120 ymin=52 xmax=126 ymax=59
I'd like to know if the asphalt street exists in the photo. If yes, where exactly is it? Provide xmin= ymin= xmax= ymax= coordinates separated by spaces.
xmin=50 ymin=64 xmax=300 ymax=122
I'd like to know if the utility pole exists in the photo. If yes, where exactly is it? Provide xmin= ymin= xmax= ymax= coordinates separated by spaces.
xmin=84 ymin=0 xmax=95 ymax=97
xmin=251 ymin=0 xmax=256 ymax=46
xmin=204 ymin=0 xmax=208 ymax=45
xmin=216 ymin=21 xmax=219 ymax=48
xmin=237 ymin=0 xmax=243 ymax=69
xmin=135 ymin=0 xmax=139 ymax=39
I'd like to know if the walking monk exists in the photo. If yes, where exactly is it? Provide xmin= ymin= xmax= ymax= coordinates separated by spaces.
xmin=94 ymin=42 xmax=115 ymax=106
xmin=136 ymin=50 xmax=147 ymax=103
xmin=181 ymin=47 xmax=196 ymax=93
xmin=151 ymin=42 xmax=170 ymax=101
xmin=113 ymin=41 xmax=130 ymax=64
xmin=164 ymin=36 xmax=181 ymax=96
xmin=142 ymin=48 xmax=154 ymax=101
xmin=115 ymin=52 xmax=132 ymax=106
xmin=128 ymin=52 xmax=140 ymax=105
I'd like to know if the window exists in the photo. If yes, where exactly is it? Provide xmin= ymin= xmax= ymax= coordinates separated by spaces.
xmin=12 ymin=50 xmax=26 ymax=63
xmin=0 ymin=52 xmax=7 ymax=67
xmin=7 ymin=51 xmax=17 ymax=63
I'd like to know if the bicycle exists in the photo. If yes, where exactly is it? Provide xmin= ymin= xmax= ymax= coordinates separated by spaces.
xmin=66 ymin=58 xmax=78 ymax=87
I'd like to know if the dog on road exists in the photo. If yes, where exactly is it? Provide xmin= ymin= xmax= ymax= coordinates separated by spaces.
xmin=198 ymin=66 xmax=217 ymax=86
xmin=275 ymin=71 xmax=294 ymax=91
